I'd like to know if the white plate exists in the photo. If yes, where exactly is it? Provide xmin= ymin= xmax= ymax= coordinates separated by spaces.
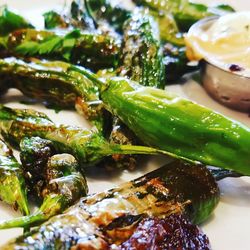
xmin=0 ymin=0 xmax=250 ymax=249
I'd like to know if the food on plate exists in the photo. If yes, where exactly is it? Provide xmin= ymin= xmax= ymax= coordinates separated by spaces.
xmin=0 ymin=139 xmax=29 ymax=215
xmin=0 ymin=57 xmax=105 ymax=131
xmin=0 ymin=6 xmax=33 ymax=36
xmin=0 ymin=105 xmax=185 ymax=169
xmin=120 ymin=9 xmax=165 ymax=89
xmin=1 ymin=161 xmax=219 ymax=249
xmin=0 ymin=0 xmax=249 ymax=247
xmin=87 ymin=73 xmax=250 ymax=174
xmin=0 ymin=138 xmax=88 ymax=228
xmin=118 ymin=214 xmax=211 ymax=249
xmin=0 ymin=28 xmax=120 ymax=70
xmin=1 ymin=56 xmax=249 ymax=173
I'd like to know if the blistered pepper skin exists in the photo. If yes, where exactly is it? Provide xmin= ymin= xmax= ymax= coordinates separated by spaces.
xmin=1 ymin=160 xmax=219 ymax=249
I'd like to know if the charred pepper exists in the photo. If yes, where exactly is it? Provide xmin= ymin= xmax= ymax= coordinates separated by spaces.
xmin=0 ymin=105 xmax=186 ymax=168
xmin=0 ymin=149 xmax=88 ymax=229
xmin=0 ymin=139 xmax=29 ymax=215
xmin=120 ymin=10 xmax=165 ymax=89
xmin=1 ymin=160 xmax=220 ymax=249
xmin=0 ymin=28 xmax=120 ymax=70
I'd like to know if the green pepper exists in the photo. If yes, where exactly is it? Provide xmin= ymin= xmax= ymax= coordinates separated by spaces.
xmin=20 ymin=136 xmax=56 ymax=197
xmin=121 ymin=10 xmax=165 ymax=89
xmin=0 ymin=139 xmax=29 ymax=215
xmin=71 ymin=67 xmax=249 ymax=174
xmin=99 ymin=77 xmax=250 ymax=174
xmin=132 ymin=0 xmax=235 ymax=31
xmin=0 ymin=58 xmax=104 ymax=131
xmin=84 ymin=0 xmax=132 ymax=32
xmin=0 ymin=28 xmax=120 ymax=70
xmin=149 ymin=10 xmax=185 ymax=46
xmin=0 ymin=149 xmax=88 ymax=229
xmin=0 ymin=6 xmax=33 ymax=36
xmin=1 ymin=160 xmax=220 ymax=248
xmin=0 ymin=105 xmax=186 ymax=169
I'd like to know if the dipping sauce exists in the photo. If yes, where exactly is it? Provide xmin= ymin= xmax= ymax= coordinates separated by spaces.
xmin=185 ymin=12 xmax=250 ymax=77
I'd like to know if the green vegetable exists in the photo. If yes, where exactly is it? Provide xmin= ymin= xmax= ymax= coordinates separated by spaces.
xmin=1 ymin=160 xmax=220 ymax=248
xmin=150 ymin=11 xmax=185 ymax=46
xmin=20 ymin=137 xmax=56 ymax=196
xmin=163 ymin=43 xmax=198 ymax=82
xmin=0 ymin=6 xmax=33 ymax=36
xmin=0 ymin=105 xmax=187 ymax=168
xmin=43 ymin=11 xmax=68 ymax=29
xmin=0 ymin=28 xmax=120 ymax=69
xmin=0 ymin=139 xmax=29 ymax=215
xmin=77 ymin=71 xmax=250 ymax=174
xmin=84 ymin=0 xmax=132 ymax=32
xmin=0 ymin=58 xmax=104 ymax=131
xmin=133 ymin=0 xmax=235 ymax=31
xmin=121 ymin=10 xmax=165 ymax=88
xmin=69 ymin=0 xmax=96 ymax=30
xmin=43 ymin=1 xmax=96 ymax=31
xmin=0 ymin=149 xmax=88 ymax=229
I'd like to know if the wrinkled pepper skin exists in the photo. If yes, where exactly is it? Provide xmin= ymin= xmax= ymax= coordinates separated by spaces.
xmin=0 ymin=152 xmax=88 ymax=229
xmin=0 ymin=139 xmax=30 ymax=215
xmin=132 ymin=0 xmax=234 ymax=31
xmin=85 ymin=0 xmax=132 ymax=32
xmin=150 ymin=10 xmax=185 ymax=46
xmin=112 ymin=10 xmax=165 ymax=168
xmin=2 ymin=160 xmax=219 ymax=249
xmin=0 ymin=28 xmax=120 ymax=69
xmin=20 ymin=136 xmax=56 ymax=196
xmin=121 ymin=11 xmax=165 ymax=89
xmin=0 ymin=6 xmax=33 ymax=36
xmin=43 ymin=11 xmax=69 ymax=30
xmin=0 ymin=105 xmax=179 ymax=168
xmin=100 ymin=77 xmax=250 ymax=174
xmin=0 ymin=58 xmax=104 ymax=131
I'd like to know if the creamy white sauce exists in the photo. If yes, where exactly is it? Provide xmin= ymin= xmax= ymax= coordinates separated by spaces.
xmin=185 ymin=12 xmax=250 ymax=77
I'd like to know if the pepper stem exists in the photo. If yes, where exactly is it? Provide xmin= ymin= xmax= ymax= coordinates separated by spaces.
xmin=0 ymin=194 xmax=65 ymax=229
xmin=108 ymin=144 xmax=196 ymax=164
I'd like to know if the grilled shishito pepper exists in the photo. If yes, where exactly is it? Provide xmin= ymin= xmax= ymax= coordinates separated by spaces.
xmin=0 ymin=57 xmax=104 ymax=131
xmin=0 ymin=151 xmax=88 ymax=229
xmin=1 ymin=161 xmax=219 ymax=249
xmin=121 ymin=10 xmax=165 ymax=89
xmin=132 ymin=0 xmax=234 ymax=31
xmin=20 ymin=136 xmax=56 ymax=196
xmin=0 ymin=28 xmax=120 ymax=69
xmin=84 ymin=0 xmax=132 ymax=32
xmin=0 ymin=6 xmax=33 ymax=36
xmin=0 ymin=105 xmax=185 ymax=168
xmin=97 ymin=77 xmax=250 ymax=174
xmin=0 ymin=139 xmax=29 ymax=215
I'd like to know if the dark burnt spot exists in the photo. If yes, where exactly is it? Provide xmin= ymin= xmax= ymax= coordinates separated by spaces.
xmin=118 ymin=215 xmax=211 ymax=250
xmin=135 ymin=191 xmax=148 ymax=199
xmin=104 ymin=214 xmax=144 ymax=231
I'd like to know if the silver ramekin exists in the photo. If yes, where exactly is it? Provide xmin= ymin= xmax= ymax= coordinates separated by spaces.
xmin=189 ymin=16 xmax=250 ymax=112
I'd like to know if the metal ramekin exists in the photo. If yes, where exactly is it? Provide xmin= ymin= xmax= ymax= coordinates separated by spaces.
xmin=190 ymin=16 xmax=250 ymax=112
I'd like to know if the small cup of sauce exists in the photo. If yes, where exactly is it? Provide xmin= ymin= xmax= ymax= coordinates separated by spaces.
xmin=185 ymin=12 xmax=250 ymax=112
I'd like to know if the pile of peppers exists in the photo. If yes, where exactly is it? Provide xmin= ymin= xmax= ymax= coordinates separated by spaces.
xmin=0 ymin=0 xmax=249 ymax=247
